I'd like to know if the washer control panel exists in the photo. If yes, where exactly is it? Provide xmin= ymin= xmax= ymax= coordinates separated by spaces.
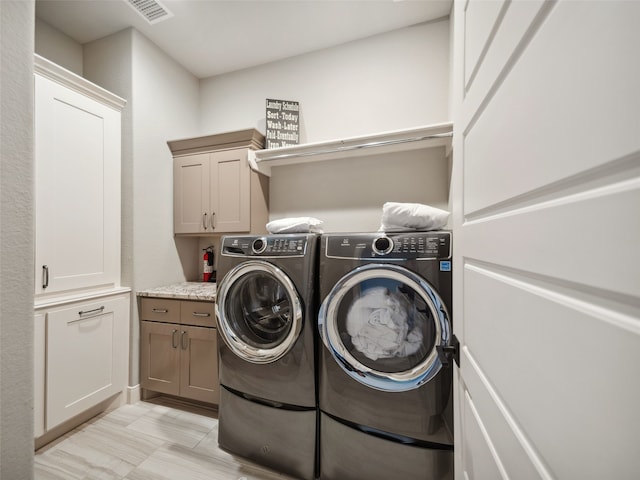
xmin=222 ymin=235 xmax=310 ymax=257
xmin=325 ymin=232 xmax=451 ymax=260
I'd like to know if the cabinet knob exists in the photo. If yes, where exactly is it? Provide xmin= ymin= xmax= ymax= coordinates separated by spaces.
xmin=171 ymin=329 xmax=179 ymax=348
xmin=210 ymin=212 xmax=216 ymax=230
xmin=202 ymin=213 xmax=208 ymax=230
xmin=181 ymin=331 xmax=188 ymax=350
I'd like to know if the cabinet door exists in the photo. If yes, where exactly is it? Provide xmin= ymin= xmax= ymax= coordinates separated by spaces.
xmin=174 ymin=153 xmax=210 ymax=234
xmin=34 ymin=313 xmax=46 ymax=438
xmin=46 ymin=295 xmax=129 ymax=430
xmin=34 ymin=74 xmax=121 ymax=295
xmin=179 ymin=326 xmax=219 ymax=404
xmin=210 ymin=148 xmax=251 ymax=232
xmin=140 ymin=321 xmax=180 ymax=396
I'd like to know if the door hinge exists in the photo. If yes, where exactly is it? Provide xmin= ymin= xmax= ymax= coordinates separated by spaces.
xmin=437 ymin=334 xmax=460 ymax=368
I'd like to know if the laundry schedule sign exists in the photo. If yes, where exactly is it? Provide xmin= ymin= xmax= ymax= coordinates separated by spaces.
xmin=265 ymin=98 xmax=300 ymax=148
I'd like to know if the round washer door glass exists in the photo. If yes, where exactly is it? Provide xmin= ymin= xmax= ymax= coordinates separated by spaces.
xmin=216 ymin=260 xmax=302 ymax=364
xmin=319 ymin=263 xmax=450 ymax=392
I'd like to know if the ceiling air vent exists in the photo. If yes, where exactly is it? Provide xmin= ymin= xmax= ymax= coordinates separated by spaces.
xmin=125 ymin=0 xmax=174 ymax=25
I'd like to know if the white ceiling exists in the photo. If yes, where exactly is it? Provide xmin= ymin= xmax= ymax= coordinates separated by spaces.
xmin=35 ymin=0 xmax=452 ymax=79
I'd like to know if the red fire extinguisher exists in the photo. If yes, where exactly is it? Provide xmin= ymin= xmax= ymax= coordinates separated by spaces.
xmin=203 ymin=246 xmax=214 ymax=282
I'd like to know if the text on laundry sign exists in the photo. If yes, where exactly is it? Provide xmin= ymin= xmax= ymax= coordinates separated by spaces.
xmin=266 ymin=98 xmax=300 ymax=148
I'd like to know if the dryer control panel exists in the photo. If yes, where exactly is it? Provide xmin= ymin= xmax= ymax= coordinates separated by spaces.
xmin=222 ymin=235 xmax=310 ymax=257
xmin=324 ymin=232 xmax=451 ymax=260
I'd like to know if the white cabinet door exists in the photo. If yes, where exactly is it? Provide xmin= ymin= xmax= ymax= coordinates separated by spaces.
xmin=46 ymin=294 xmax=129 ymax=430
xmin=34 ymin=73 xmax=121 ymax=295
xmin=34 ymin=313 xmax=46 ymax=438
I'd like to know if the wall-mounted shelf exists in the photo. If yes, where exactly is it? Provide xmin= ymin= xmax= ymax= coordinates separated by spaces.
xmin=247 ymin=122 xmax=453 ymax=177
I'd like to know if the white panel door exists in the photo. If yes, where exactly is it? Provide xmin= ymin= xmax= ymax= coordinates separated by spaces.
xmin=34 ymin=313 xmax=46 ymax=438
xmin=452 ymin=1 xmax=640 ymax=479
xmin=34 ymin=74 xmax=121 ymax=294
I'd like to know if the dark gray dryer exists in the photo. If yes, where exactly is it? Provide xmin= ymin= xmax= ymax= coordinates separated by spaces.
xmin=318 ymin=231 xmax=454 ymax=480
xmin=215 ymin=234 xmax=318 ymax=480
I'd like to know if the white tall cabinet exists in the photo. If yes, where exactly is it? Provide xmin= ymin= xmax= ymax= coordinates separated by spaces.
xmin=33 ymin=55 xmax=130 ymax=447
xmin=34 ymin=57 xmax=122 ymax=295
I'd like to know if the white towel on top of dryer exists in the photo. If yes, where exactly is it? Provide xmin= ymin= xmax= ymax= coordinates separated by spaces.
xmin=378 ymin=201 xmax=449 ymax=232
xmin=266 ymin=216 xmax=324 ymax=234
xmin=346 ymin=287 xmax=423 ymax=361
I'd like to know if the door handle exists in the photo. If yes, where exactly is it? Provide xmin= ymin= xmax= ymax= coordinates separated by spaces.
xmin=42 ymin=265 xmax=49 ymax=289
xmin=171 ymin=329 xmax=179 ymax=348
xmin=68 ymin=306 xmax=105 ymax=325
xmin=181 ymin=331 xmax=188 ymax=350
xmin=78 ymin=306 xmax=105 ymax=317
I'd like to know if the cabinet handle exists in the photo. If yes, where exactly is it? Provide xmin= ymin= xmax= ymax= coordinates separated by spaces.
xmin=192 ymin=312 xmax=211 ymax=317
xmin=78 ymin=306 xmax=105 ymax=317
xmin=210 ymin=212 xmax=215 ymax=230
xmin=181 ymin=331 xmax=188 ymax=350
xmin=171 ymin=329 xmax=179 ymax=348
xmin=202 ymin=213 xmax=208 ymax=230
xmin=42 ymin=265 xmax=49 ymax=289
xmin=152 ymin=308 xmax=168 ymax=314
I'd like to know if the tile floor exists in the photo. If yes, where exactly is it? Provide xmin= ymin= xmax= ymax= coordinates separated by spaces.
xmin=34 ymin=397 xmax=297 ymax=480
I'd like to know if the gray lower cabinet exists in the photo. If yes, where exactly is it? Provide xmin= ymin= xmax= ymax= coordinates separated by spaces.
xmin=140 ymin=298 xmax=219 ymax=404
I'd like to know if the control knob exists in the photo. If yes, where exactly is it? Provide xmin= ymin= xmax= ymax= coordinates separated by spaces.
xmin=252 ymin=237 xmax=267 ymax=254
xmin=372 ymin=236 xmax=393 ymax=255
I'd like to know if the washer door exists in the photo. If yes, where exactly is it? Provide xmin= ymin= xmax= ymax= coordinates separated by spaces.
xmin=319 ymin=263 xmax=451 ymax=392
xmin=216 ymin=260 xmax=302 ymax=364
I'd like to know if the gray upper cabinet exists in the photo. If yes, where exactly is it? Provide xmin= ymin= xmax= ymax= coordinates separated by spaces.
xmin=170 ymin=129 xmax=269 ymax=235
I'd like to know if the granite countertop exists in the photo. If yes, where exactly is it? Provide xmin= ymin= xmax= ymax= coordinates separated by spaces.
xmin=136 ymin=282 xmax=216 ymax=302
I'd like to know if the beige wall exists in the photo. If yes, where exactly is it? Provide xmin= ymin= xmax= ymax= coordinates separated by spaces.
xmin=269 ymin=148 xmax=450 ymax=233
xmin=0 ymin=0 xmax=35 ymax=477
xmin=83 ymin=28 xmax=200 ymax=387
xmin=200 ymin=19 xmax=451 ymax=143
xmin=35 ymin=17 xmax=83 ymax=75
xmin=199 ymin=19 xmax=452 ymax=232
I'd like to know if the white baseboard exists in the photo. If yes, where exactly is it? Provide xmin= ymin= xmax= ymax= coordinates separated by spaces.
xmin=127 ymin=384 xmax=141 ymax=404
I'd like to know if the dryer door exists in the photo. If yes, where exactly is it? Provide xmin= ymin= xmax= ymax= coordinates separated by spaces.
xmin=319 ymin=263 xmax=451 ymax=392
xmin=216 ymin=260 xmax=302 ymax=364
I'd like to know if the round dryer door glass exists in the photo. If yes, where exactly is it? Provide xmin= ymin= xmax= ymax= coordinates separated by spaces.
xmin=319 ymin=263 xmax=450 ymax=392
xmin=216 ymin=260 xmax=302 ymax=364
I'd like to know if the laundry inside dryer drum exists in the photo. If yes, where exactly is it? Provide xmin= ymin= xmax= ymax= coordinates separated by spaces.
xmin=336 ymin=278 xmax=437 ymax=374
